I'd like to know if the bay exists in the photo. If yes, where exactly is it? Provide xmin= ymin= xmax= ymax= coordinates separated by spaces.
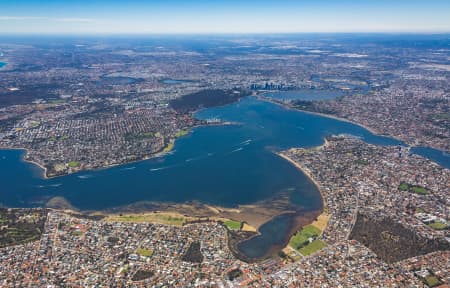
xmin=1 ymin=96 xmax=448 ymax=258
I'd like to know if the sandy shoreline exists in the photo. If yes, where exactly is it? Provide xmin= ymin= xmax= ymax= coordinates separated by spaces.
xmin=96 ymin=196 xmax=299 ymax=231
xmin=275 ymin=150 xmax=332 ymax=255
xmin=42 ymin=195 xmax=271 ymax=231
xmin=0 ymin=146 xmax=50 ymax=179
xmin=276 ymin=151 xmax=328 ymax=215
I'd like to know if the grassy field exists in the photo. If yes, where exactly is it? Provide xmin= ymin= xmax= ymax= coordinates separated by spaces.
xmin=289 ymin=225 xmax=321 ymax=251
xmin=398 ymin=183 xmax=409 ymax=191
xmin=410 ymin=186 xmax=428 ymax=195
xmin=299 ymin=240 xmax=327 ymax=256
xmin=224 ymin=220 xmax=241 ymax=230
xmin=105 ymin=213 xmax=190 ymax=226
xmin=136 ymin=248 xmax=153 ymax=257
xmin=428 ymin=221 xmax=447 ymax=230
xmin=424 ymin=275 xmax=441 ymax=287
xmin=398 ymin=183 xmax=428 ymax=195
xmin=174 ymin=130 xmax=189 ymax=138
xmin=68 ymin=161 xmax=80 ymax=168
xmin=163 ymin=142 xmax=174 ymax=153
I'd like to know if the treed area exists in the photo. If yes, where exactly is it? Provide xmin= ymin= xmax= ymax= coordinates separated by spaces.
xmin=131 ymin=269 xmax=154 ymax=281
xmin=170 ymin=89 xmax=250 ymax=113
xmin=349 ymin=213 xmax=449 ymax=263
xmin=0 ymin=208 xmax=48 ymax=248
xmin=181 ymin=241 xmax=204 ymax=263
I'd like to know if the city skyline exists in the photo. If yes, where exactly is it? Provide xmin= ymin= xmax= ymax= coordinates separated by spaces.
xmin=1 ymin=0 xmax=450 ymax=34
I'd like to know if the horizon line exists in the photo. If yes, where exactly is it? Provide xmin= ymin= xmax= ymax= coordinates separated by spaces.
xmin=0 ymin=31 xmax=449 ymax=36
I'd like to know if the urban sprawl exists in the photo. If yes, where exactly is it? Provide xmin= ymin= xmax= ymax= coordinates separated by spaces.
xmin=0 ymin=36 xmax=449 ymax=287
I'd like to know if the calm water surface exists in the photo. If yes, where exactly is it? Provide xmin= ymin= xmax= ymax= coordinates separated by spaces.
xmin=1 ymin=96 xmax=448 ymax=258
xmin=161 ymin=79 xmax=193 ymax=84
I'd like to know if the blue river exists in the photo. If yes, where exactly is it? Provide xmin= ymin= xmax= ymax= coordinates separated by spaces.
xmin=1 ymin=96 xmax=448 ymax=258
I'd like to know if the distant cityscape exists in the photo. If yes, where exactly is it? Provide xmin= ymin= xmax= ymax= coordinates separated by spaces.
xmin=1 ymin=36 xmax=448 ymax=176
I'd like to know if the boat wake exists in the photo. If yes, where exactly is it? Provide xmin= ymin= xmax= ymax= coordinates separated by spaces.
xmin=239 ymin=139 xmax=252 ymax=145
xmin=150 ymin=165 xmax=177 ymax=172
xmin=150 ymin=167 xmax=166 ymax=171
xmin=78 ymin=175 xmax=93 ymax=179
xmin=35 ymin=183 xmax=62 ymax=188
xmin=185 ymin=152 xmax=216 ymax=163
xmin=122 ymin=166 xmax=136 ymax=171
xmin=229 ymin=147 xmax=244 ymax=154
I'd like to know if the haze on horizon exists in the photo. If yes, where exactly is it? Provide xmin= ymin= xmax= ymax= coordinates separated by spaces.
xmin=0 ymin=0 xmax=449 ymax=35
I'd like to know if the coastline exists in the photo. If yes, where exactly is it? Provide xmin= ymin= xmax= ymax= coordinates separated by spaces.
xmin=0 ymin=95 xmax=390 ymax=181
xmin=258 ymin=94 xmax=450 ymax=153
xmin=296 ymin=108 xmax=449 ymax=153
xmin=234 ymin=209 xmax=321 ymax=262
xmin=0 ymin=127 xmax=197 ymax=180
xmin=256 ymin=95 xmax=383 ymax=137
xmin=0 ymin=145 xmax=166 ymax=180
xmin=0 ymin=146 xmax=49 ymax=179
xmin=99 ymin=195 xmax=299 ymax=231
xmin=276 ymin=151 xmax=327 ymax=215
xmin=4 ymin=95 xmax=446 ymax=181
xmin=40 ymin=192 xmax=321 ymax=261
xmin=0 ymin=121 xmax=239 ymax=180
xmin=296 ymin=109 xmax=381 ymax=137
xmin=275 ymin=150 xmax=332 ymax=258
xmin=40 ymin=192 xmax=299 ymax=233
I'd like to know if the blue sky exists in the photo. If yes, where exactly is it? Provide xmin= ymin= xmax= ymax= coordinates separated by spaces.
xmin=0 ymin=0 xmax=449 ymax=34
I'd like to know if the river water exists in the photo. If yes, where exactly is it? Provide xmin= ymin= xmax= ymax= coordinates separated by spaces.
xmin=1 ymin=96 xmax=448 ymax=258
